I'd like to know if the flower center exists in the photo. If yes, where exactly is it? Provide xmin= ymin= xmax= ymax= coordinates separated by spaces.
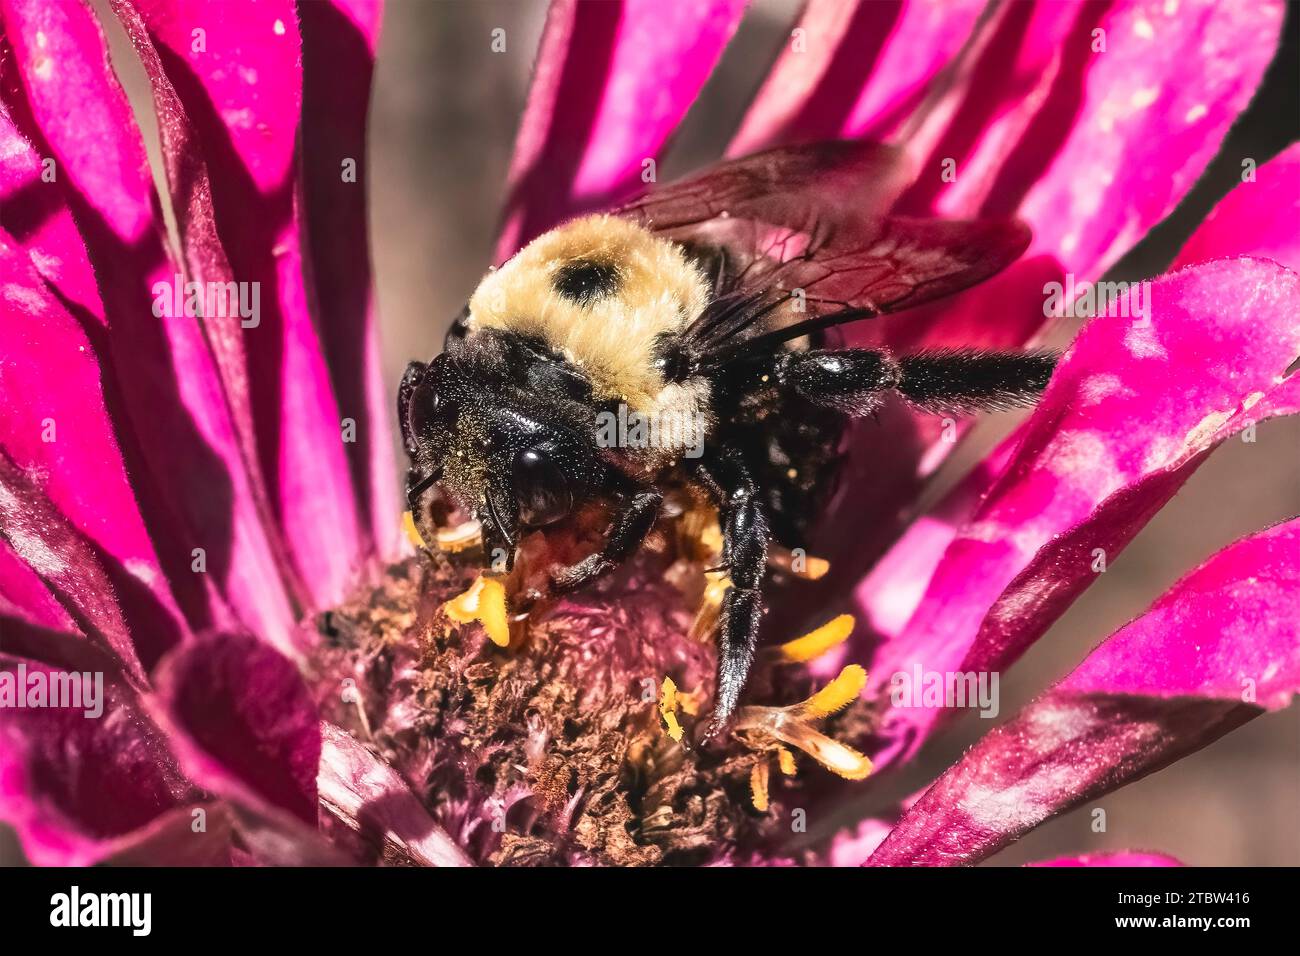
xmin=311 ymin=520 xmax=877 ymax=865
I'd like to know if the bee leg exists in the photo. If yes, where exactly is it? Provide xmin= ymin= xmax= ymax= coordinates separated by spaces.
xmin=699 ymin=462 xmax=770 ymax=739
xmin=890 ymin=348 xmax=1057 ymax=413
xmin=777 ymin=347 xmax=1057 ymax=415
xmin=550 ymin=489 xmax=662 ymax=593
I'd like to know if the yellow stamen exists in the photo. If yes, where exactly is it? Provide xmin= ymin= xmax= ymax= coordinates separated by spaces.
xmin=401 ymin=510 xmax=426 ymax=549
xmin=732 ymin=664 xmax=873 ymax=782
xmin=792 ymin=730 xmax=873 ymax=780
xmin=689 ymin=571 xmax=732 ymax=642
xmin=736 ymin=711 xmax=874 ymax=781
xmin=662 ymin=710 xmax=684 ymax=742
xmin=776 ymin=614 xmax=855 ymax=663
xmin=777 ymin=747 xmax=796 ymax=776
xmin=750 ymin=761 xmax=770 ymax=812
xmin=676 ymin=503 xmax=724 ymax=564
xmin=798 ymin=664 xmax=867 ymax=719
xmin=443 ymin=576 xmax=511 ymax=647
xmin=660 ymin=676 xmax=677 ymax=711
xmin=676 ymin=687 xmax=703 ymax=717
xmin=659 ymin=677 xmax=684 ymax=742
xmin=768 ymin=546 xmax=831 ymax=580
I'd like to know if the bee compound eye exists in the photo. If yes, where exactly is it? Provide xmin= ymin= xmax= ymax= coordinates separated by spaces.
xmin=407 ymin=379 xmax=442 ymax=440
xmin=511 ymin=446 xmax=573 ymax=527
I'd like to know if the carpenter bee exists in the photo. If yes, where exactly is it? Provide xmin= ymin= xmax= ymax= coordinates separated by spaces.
xmin=400 ymin=142 xmax=1056 ymax=736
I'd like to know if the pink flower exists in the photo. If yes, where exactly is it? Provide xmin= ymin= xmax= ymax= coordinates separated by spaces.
xmin=0 ymin=0 xmax=1296 ymax=867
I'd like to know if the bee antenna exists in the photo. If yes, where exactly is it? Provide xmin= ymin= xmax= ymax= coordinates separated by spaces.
xmin=406 ymin=467 xmax=442 ymax=509
xmin=484 ymin=490 xmax=516 ymax=548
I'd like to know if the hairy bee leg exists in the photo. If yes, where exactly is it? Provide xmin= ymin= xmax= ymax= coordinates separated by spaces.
xmin=550 ymin=489 xmax=663 ymax=593
xmin=700 ymin=464 xmax=770 ymax=739
xmin=776 ymin=347 xmax=1057 ymax=416
xmin=891 ymin=348 xmax=1057 ymax=412
xmin=404 ymin=466 xmax=443 ymax=551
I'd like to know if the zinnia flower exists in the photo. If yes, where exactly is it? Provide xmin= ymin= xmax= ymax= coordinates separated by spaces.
xmin=0 ymin=0 xmax=1296 ymax=868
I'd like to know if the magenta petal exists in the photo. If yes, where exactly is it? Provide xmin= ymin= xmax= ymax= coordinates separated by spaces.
xmin=319 ymin=723 xmax=471 ymax=867
xmin=734 ymin=0 xmax=1283 ymax=281
xmin=300 ymin=0 xmax=400 ymax=563
xmin=1003 ymin=0 xmax=1283 ymax=275
xmin=495 ymin=0 xmax=746 ymax=260
xmin=1027 ymin=851 xmax=1184 ymax=867
xmin=826 ymin=814 xmax=901 ymax=867
xmin=867 ymin=518 xmax=1300 ymax=867
xmin=910 ymin=0 xmax=1284 ymax=279
xmin=0 ymin=452 xmax=147 ymax=680
xmin=1173 ymin=143 xmax=1300 ymax=271
xmin=151 ymin=633 xmax=321 ymax=825
xmin=0 ymin=652 xmax=194 ymax=866
xmin=1 ymin=0 xmax=301 ymax=648
xmin=0 ymin=0 xmax=155 ymax=243
xmin=0 ymin=229 xmax=189 ymax=671
xmin=0 ymin=115 xmax=103 ymax=318
xmin=821 ymin=0 xmax=1281 ymax=537
xmin=120 ymin=0 xmax=365 ymax=614
xmin=0 ymin=545 xmax=77 ymax=634
xmin=728 ymin=0 xmax=986 ymax=156
xmin=1060 ymin=521 xmax=1300 ymax=708
xmin=865 ymin=258 xmax=1300 ymax=766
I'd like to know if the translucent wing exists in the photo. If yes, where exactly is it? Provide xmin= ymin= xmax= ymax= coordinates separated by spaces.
xmin=614 ymin=142 xmax=1030 ymax=365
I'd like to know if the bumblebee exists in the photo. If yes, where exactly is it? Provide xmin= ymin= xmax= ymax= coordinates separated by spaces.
xmin=400 ymin=142 xmax=1056 ymax=736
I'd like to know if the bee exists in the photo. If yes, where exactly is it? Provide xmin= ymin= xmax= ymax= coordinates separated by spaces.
xmin=400 ymin=142 xmax=1056 ymax=737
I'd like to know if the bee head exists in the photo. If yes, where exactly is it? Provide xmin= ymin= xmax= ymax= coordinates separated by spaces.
xmin=400 ymin=337 xmax=607 ymax=565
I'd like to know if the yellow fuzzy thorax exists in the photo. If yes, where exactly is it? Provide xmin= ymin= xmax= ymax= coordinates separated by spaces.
xmin=466 ymin=215 xmax=710 ymax=411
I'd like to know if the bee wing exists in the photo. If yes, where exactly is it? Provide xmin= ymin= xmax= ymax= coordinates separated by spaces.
xmin=616 ymin=140 xmax=914 ymax=234
xmin=615 ymin=142 xmax=1029 ymax=364
xmin=679 ymin=214 xmax=1031 ymax=363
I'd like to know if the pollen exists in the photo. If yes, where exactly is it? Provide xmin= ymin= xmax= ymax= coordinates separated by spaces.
xmin=689 ymin=570 xmax=733 ymax=642
xmin=750 ymin=761 xmax=770 ymax=812
xmin=799 ymin=664 xmax=866 ymax=719
xmin=775 ymin=613 xmax=854 ymax=663
xmin=659 ymin=677 xmax=685 ymax=741
xmin=443 ymin=576 xmax=511 ymax=647
xmin=768 ymin=545 xmax=831 ymax=580
xmin=777 ymin=747 xmax=796 ymax=776
xmin=401 ymin=510 xmax=426 ymax=549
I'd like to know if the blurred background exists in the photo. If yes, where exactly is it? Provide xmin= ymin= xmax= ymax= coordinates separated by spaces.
xmin=2 ymin=0 xmax=1295 ymax=866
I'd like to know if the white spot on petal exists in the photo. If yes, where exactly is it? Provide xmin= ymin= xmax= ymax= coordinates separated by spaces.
xmin=3 ymin=282 xmax=46 ymax=315
xmin=125 ymin=558 xmax=157 ymax=585
xmin=1079 ymin=373 xmax=1132 ymax=405
xmin=1124 ymin=322 xmax=1166 ymax=359
xmin=1130 ymin=87 xmax=1159 ymax=110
